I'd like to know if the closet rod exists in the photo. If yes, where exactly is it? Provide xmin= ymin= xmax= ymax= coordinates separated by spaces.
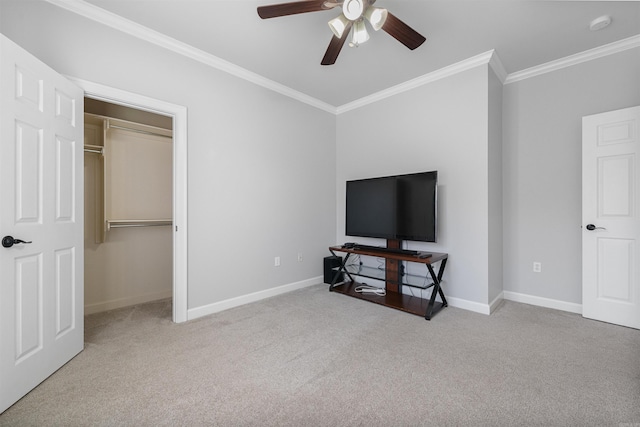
xmin=84 ymin=144 xmax=103 ymax=154
xmin=107 ymin=219 xmax=172 ymax=232
xmin=107 ymin=123 xmax=172 ymax=139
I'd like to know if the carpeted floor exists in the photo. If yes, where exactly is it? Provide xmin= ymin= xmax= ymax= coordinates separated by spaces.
xmin=1 ymin=283 xmax=639 ymax=426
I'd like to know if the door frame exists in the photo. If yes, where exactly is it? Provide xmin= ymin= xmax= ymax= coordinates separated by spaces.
xmin=71 ymin=77 xmax=188 ymax=323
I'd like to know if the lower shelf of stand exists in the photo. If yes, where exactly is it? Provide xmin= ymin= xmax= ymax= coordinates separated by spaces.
xmin=330 ymin=281 xmax=445 ymax=318
xmin=336 ymin=265 xmax=435 ymax=290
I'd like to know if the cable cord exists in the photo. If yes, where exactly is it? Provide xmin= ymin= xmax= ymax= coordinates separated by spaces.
xmin=354 ymin=284 xmax=386 ymax=296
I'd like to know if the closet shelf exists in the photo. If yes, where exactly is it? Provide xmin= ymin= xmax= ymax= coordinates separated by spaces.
xmin=106 ymin=219 xmax=172 ymax=231
xmin=107 ymin=123 xmax=172 ymax=139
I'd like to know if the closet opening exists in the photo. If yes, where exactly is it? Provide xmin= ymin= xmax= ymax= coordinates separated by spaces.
xmin=84 ymin=98 xmax=174 ymax=317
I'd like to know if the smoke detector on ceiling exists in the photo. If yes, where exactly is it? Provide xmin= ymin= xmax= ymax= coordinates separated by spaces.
xmin=589 ymin=15 xmax=612 ymax=31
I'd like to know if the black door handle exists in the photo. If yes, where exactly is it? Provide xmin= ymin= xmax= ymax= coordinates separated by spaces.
xmin=2 ymin=236 xmax=32 ymax=248
xmin=586 ymin=224 xmax=606 ymax=231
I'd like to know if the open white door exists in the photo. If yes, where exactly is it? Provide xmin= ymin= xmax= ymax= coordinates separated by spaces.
xmin=582 ymin=106 xmax=640 ymax=329
xmin=0 ymin=34 xmax=84 ymax=413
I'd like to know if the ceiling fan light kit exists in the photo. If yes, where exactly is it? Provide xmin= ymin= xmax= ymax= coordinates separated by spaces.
xmin=328 ymin=14 xmax=350 ymax=38
xmin=364 ymin=7 xmax=388 ymax=31
xmin=349 ymin=19 xmax=370 ymax=47
xmin=257 ymin=0 xmax=426 ymax=65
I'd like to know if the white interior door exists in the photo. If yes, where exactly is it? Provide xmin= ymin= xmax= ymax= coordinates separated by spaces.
xmin=0 ymin=34 xmax=84 ymax=413
xmin=582 ymin=105 xmax=640 ymax=329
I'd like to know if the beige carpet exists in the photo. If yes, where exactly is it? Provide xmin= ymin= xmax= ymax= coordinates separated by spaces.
xmin=1 ymin=284 xmax=639 ymax=426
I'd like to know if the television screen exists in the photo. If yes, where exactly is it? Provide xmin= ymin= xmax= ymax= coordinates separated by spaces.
xmin=345 ymin=176 xmax=396 ymax=239
xmin=345 ymin=171 xmax=437 ymax=242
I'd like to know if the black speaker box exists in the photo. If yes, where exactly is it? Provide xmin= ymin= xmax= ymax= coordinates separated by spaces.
xmin=323 ymin=255 xmax=343 ymax=284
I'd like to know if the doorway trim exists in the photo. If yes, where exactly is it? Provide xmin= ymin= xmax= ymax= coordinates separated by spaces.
xmin=71 ymin=77 xmax=188 ymax=323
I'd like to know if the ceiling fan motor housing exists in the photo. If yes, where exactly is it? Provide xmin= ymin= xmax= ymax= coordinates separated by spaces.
xmin=343 ymin=0 xmax=366 ymax=20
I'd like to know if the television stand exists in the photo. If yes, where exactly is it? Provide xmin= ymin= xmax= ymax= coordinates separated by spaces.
xmin=328 ymin=240 xmax=448 ymax=320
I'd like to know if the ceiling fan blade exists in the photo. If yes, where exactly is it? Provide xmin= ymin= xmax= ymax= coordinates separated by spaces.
xmin=321 ymin=22 xmax=352 ymax=65
xmin=257 ymin=0 xmax=334 ymax=19
xmin=382 ymin=12 xmax=426 ymax=50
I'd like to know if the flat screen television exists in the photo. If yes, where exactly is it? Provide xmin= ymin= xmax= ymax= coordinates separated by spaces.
xmin=345 ymin=171 xmax=437 ymax=243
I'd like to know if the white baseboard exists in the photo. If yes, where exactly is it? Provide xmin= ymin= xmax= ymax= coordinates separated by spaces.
xmin=186 ymin=276 xmax=323 ymax=321
xmin=446 ymin=295 xmax=492 ymax=315
xmin=183 ymin=281 xmax=582 ymax=321
xmin=85 ymin=289 xmax=173 ymax=315
xmin=443 ymin=291 xmax=582 ymax=316
xmin=503 ymin=291 xmax=582 ymax=314
xmin=489 ymin=292 xmax=505 ymax=313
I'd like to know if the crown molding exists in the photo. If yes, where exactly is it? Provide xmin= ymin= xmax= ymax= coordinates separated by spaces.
xmin=336 ymin=50 xmax=499 ymax=114
xmin=504 ymin=34 xmax=640 ymax=84
xmin=43 ymin=0 xmax=499 ymax=115
xmin=44 ymin=0 xmax=639 ymax=114
xmin=44 ymin=0 xmax=338 ymax=114
xmin=488 ymin=50 xmax=508 ymax=84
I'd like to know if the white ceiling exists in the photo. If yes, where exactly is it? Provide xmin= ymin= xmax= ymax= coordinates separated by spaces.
xmin=79 ymin=0 xmax=640 ymax=107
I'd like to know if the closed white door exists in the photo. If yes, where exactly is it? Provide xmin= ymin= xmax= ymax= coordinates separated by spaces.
xmin=582 ymin=105 xmax=640 ymax=329
xmin=0 ymin=35 xmax=84 ymax=413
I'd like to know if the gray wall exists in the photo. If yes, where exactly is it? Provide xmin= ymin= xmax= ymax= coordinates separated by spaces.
xmin=0 ymin=0 xmax=337 ymax=311
xmin=488 ymin=68 xmax=504 ymax=305
xmin=2 ymin=0 xmax=639 ymax=315
xmin=336 ymin=66 xmax=495 ymax=307
xmin=502 ymin=47 xmax=640 ymax=304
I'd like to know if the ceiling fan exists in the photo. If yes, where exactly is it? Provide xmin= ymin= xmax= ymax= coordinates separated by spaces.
xmin=257 ymin=0 xmax=426 ymax=65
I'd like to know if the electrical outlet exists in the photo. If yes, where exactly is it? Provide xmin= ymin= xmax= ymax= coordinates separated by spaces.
xmin=533 ymin=262 xmax=542 ymax=273
xmin=297 ymin=253 xmax=303 ymax=262
xmin=274 ymin=256 xmax=280 ymax=267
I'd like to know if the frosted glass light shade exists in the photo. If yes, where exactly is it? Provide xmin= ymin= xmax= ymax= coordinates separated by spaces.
xmin=328 ymin=14 xmax=350 ymax=38
xmin=364 ymin=7 xmax=388 ymax=31
xmin=349 ymin=19 xmax=369 ymax=47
